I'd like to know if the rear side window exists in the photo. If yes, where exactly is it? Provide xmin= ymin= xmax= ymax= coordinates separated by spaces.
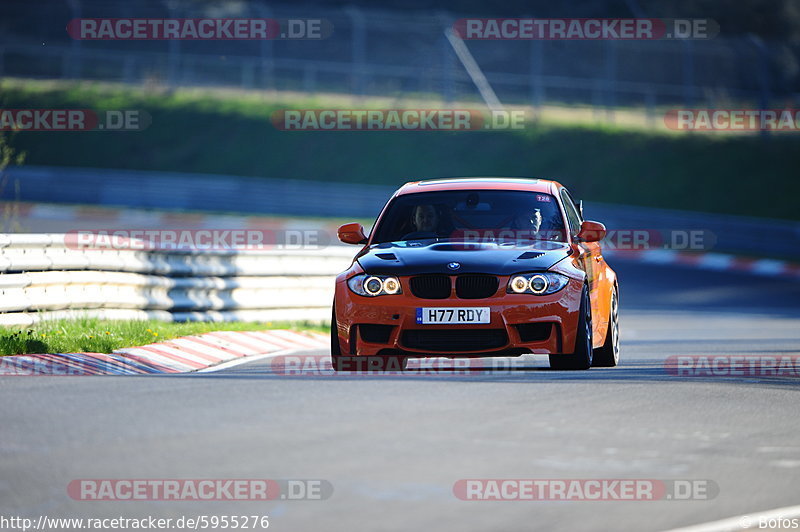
xmin=560 ymin=189 xmax=582 ymax=237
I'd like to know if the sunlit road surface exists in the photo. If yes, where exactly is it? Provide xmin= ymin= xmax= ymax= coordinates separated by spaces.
xmin=1 ymin=261 xmax=799 ymax=531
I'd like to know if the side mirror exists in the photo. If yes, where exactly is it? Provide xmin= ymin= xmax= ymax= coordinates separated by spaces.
xmin=577 ymin=220 xmax=606 ymax=243
xmin=338 ymin=223 xmax=368 ymax=245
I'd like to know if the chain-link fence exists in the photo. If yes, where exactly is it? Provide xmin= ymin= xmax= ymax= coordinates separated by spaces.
xmin=1 ymin=0 xmax=797 ymax=113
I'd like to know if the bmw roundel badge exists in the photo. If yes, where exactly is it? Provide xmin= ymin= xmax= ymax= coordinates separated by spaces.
xmin=447 ymin=262 xmax=461 ymax=270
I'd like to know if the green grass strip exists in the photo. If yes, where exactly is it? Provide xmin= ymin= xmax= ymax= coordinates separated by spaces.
xmin=0 ymin=318 xmax=326 ymax=356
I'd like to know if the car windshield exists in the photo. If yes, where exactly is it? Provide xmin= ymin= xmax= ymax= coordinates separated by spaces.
xmin=371 ymin=189 xmax=567 ymax=244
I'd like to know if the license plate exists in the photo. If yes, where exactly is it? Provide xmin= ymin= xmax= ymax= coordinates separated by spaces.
xmin=416 ymin=307 xmax=490 ymax=324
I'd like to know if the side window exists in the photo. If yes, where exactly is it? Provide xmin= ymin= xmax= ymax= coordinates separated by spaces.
xmin=562 ymin=189 xmax=583 ymax=223
xmin=560 ymin=189 xmax=582 ymax=237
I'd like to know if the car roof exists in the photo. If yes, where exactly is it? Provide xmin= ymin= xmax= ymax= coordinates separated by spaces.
xmin=395 ymin=177 xmax=562 ymax=196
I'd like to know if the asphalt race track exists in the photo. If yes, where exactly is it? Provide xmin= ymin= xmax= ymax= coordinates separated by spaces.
xmin=1 ymin=260 xmax=799 ymax=531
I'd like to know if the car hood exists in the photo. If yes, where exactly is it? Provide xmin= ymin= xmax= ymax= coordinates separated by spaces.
xmin=356 ymin=240 xmax=572 ymax=276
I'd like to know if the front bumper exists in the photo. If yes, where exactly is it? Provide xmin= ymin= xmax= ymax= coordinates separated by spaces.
xmin=333 ymin=275 xmax=584 ymax=357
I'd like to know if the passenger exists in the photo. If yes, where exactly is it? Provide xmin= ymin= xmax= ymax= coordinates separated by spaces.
xmin=513 ymin=208 xmax=544 ymax=238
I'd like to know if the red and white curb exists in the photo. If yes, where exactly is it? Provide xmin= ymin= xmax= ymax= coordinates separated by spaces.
xmin=0 ymin=329 xmax=328 ymax=376
xmin=605 ymin=249 xmax=800 ymax=280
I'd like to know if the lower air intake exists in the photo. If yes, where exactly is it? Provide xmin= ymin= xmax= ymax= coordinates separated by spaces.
xmin=401 ymin=329 xmax=508 ymax=352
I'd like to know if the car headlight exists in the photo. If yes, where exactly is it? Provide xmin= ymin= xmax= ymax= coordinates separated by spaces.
xmin=347 ymin=274 xmax=403 ymax=296
xmin=506 ymin=272 xmax=569 ymax=295
xmin=509 ymin=275 xmax=529 ymax=294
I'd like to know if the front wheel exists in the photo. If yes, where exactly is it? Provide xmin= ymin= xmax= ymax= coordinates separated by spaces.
xmin=549 ymin=286 xmax=592 ymax=370
xmin=592 ymin=288 xmax=620 ymax=367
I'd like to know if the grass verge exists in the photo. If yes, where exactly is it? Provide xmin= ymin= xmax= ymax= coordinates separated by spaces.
xmin=1 ymin=78 xmax=799 ymax=220
xmin=0 ymin=318 xmax=325 ymax=356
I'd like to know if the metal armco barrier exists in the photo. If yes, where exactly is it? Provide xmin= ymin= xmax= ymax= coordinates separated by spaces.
xmin=0 ymin=234 xmax=355 ymax=326
xmin=5 ymin=166 xmax=394 ymax=219
xmin=7 ymin=166 xmax=800 ymax=258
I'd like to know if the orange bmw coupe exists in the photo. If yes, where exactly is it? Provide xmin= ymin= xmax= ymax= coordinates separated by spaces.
xmin=332 ymin=177 xmax=619 ymax=371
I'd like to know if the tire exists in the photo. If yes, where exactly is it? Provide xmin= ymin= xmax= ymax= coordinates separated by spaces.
xmin=592 ymin=288 xmax=620 ymax=367
xmin=549 ymin=286 xmax=593 ymax=370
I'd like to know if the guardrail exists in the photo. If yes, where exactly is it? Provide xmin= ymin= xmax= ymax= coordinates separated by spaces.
xmin=5 ymin=165 xmax=394 ymax=219
xmin=7 ymin=166 xmax=800 ymax=259
xmin=0 ymin=234 xmax=355 ymax=326
xmin=585 ymin=202 xmax=800 ymax=260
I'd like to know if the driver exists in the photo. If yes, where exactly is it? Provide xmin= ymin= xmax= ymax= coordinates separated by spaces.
xmin=402 ymin=204 xmax=445 ymax=240
xmin=412 ymin=204 xmax=439 ymax=233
